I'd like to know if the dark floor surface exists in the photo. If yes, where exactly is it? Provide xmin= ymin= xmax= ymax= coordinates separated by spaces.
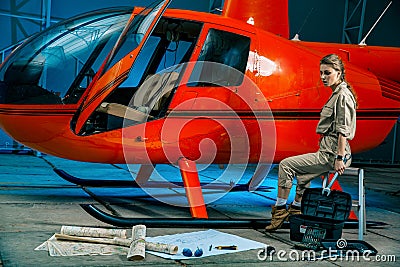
xmin=0 ymin=153 xmax=399 ymax=266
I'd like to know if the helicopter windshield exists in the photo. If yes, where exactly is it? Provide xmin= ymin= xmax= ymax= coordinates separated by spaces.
xmin=0 ymin=8 xmax=132 ymax=104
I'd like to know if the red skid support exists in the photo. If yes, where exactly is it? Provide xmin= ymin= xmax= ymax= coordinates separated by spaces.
xmin=178 ymin=157 xmax=208 ymax=219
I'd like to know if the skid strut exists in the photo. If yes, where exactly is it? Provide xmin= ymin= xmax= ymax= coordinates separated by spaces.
xmin=178 ymin=157 xmax=208 ymax=218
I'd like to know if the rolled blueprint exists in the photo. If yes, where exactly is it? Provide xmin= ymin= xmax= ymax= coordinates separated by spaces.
xmin=127 ymin=224 xmax=146 ymax=260
xmin=146 ymin=241 xmax=178 ymax=255
xmin=60 ymin=226 xmax=127 ymax=238
xmin=55 ymin=233 xmax=178 ymax=254
xmin=55 ymin=234 xmax=132 ymax=247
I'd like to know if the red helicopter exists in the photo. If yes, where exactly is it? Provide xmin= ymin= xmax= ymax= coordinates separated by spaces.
xmin=0 ymin=0 xmax=399 ymax=226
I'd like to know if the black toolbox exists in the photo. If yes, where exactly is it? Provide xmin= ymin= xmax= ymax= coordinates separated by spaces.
xmin=289 ymin=188 xmax=352 ymax=242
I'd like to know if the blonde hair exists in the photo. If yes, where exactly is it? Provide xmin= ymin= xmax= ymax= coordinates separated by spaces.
xmin=320 ymin=54 xmax=358 ymax=108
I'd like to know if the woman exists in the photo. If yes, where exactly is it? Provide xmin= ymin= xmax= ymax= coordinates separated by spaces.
xmin=265 ymin=54 xmax=358 ymax=231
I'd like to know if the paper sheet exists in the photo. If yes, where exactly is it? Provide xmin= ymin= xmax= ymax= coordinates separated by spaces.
xmin=146 ymin=229 xmax=266 ymax=260
xmin=35 ymin=234 xmax=128 ymax=256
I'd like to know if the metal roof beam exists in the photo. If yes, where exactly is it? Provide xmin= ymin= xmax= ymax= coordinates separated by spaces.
xmin=342 ymin=0 xmax=367 ymax=44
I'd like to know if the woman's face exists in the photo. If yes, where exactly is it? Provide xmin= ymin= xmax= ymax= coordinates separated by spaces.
xmin=320 ymin=64 xmax=342 ymax=88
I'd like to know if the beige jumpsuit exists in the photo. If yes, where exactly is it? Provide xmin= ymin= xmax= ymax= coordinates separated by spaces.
xmin=278 ymin=81 xmax=357 ymax=196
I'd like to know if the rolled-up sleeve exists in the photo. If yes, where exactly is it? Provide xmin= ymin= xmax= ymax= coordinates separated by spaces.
xmin=335 ymin=93 xmax=356 ymax=140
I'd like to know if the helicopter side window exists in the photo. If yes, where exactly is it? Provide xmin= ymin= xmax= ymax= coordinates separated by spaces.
xmin=189 ymin=29 xmax=250 ymax=87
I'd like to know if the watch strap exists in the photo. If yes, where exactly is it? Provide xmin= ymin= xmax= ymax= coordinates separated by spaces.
xmin=335 ymin=154 xmax=343 ymax=161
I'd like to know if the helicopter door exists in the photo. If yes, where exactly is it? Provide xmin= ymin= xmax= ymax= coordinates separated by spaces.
xmin=73 ymin=0 xmax=172 ymax=134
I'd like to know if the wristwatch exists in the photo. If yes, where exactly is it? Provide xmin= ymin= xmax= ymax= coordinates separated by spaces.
xmin=335 ymin=154 xmax=343 ymax=161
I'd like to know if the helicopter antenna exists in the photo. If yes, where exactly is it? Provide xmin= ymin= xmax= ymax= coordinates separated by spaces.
xmin=359 ymin=1 xmax=392 ymax=46
xmin=291 ymin=7 xmax=314 ymax=40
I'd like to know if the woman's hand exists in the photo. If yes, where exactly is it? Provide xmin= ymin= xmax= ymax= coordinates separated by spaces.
xmin=335 ymin=159 xmax=346 ymax=175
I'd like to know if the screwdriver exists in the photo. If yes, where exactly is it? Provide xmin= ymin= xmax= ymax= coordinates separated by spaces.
xmin=214 ymin=245 xmax=237 ymax=250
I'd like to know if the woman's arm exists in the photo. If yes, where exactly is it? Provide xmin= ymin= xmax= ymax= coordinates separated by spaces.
xmin=335 ymin=133 xmax=347 ymax=175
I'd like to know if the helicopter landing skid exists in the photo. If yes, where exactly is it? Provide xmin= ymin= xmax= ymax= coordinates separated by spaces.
xmin=80 ymin=203 xmax=271 ymax=228
xmin=53 ymin=168 xmax=382 ymax=229
xmin=53 ymin=167 xmax=277 ymax=228
xmin=81 ymin=204 xmax=384 ymax=229
xmin=53 ymin=168 xmax=273 ymax=191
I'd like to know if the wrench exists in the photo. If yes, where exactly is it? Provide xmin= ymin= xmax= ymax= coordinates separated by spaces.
xmin=322 ymin=154 xmax=351 ymax=196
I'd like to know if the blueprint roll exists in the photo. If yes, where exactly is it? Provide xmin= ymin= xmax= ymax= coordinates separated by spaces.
xmin=146 ymin=241 xmax=178 ymax=255
xmin=60 ymin=226 xmax=127 ymax=238
xmin=54 ymin=234 xmax=132 ymax=247
xmin=127 ymin=225 xmax=146 ymax=260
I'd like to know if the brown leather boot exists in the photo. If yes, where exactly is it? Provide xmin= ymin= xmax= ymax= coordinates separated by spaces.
xmin=287 ymin=204 xmax=301 ymax=219
xmin=265 ymin=205 xmax=289 ymax=231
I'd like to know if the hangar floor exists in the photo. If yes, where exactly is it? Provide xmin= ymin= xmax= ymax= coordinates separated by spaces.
xmin=0 ymin=153 xmax=399 ymax=266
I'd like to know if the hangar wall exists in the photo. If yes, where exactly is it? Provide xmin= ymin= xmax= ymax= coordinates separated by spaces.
xmin=0 ymin=0 xmax=399 ymax=164
xmin=289 ymin=0 xmax=400 ymax=47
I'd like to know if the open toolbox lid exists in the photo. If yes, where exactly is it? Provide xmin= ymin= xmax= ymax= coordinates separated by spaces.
xmin=301 ymin=188 xmax=352 ymax=221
